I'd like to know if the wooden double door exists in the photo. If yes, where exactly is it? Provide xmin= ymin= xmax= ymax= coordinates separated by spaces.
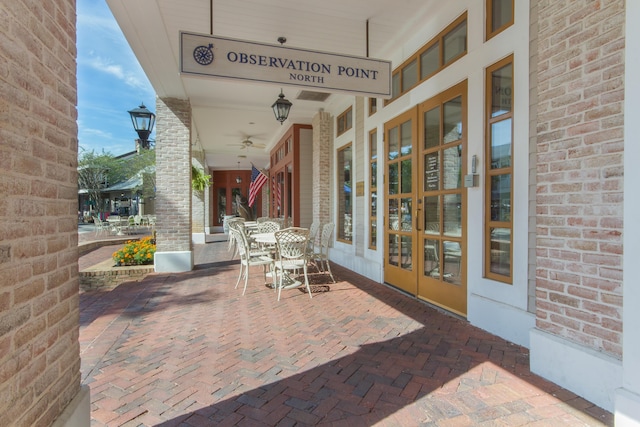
xmin=384 ymin=81 xmax=467 ymax=316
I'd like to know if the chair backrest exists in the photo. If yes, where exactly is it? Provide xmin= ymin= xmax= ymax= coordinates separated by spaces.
xmin=308 ymin=221 xmax=320 ymax=241
xmin=257 ymin=220 xmax=281 ymax=233
xmin=229 ymin=227 xmax=249 ymax=259
xmin=274 ymin=227 xmax=309 ymax=261
xmin=256 ymin=216 xmax=270 ymax=224
xmin=320 ymin=222 xmax=335 ymax=254
xmin=227 ymin=218 xmax=245 ymax=232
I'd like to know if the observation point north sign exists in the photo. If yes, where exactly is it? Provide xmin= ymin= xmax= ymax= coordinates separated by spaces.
xmin=180 ymin=32 xmax=392 ymax=99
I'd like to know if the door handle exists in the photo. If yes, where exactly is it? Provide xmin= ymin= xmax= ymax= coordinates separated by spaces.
xmin=415 ymin=209 xmax=422 ymax=231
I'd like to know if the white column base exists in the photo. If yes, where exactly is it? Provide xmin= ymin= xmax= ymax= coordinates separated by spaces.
xmin=154 ymin=251 xmax=193 ymax=272
xmin=616 ymin=388 xmax=640 ymax=426
xmin=52 ymin=385 xmax=90 ymax=427
xmin=530 ymin=328 xmax=621 ymax=412
xmin=192 ymin=232 xmax=206 ymax=244
xmin=468 ymin=293 xmax=535 ymax=348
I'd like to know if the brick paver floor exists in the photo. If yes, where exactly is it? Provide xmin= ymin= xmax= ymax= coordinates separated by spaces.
xmin=79 ymin=237 xmax=614 ymax=426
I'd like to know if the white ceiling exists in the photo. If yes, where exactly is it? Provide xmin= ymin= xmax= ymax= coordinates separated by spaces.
xmin=106 ymin=0 xmax=440 ymax=170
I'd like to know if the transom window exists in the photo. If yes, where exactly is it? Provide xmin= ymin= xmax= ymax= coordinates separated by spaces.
xmin=388 ymin=13 xmax=467 ymax=102
xmin=487 ymin=0 xmax=514 ymax=40
xmin=337 ymin=107 xmax=353 ymax=136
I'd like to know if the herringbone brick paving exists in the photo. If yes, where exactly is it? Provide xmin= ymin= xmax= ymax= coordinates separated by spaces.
xmin=79 ymin=238 xmax=613 ymax=426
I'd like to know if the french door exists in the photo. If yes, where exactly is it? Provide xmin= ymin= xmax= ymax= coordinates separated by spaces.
xmin=384 ymin=81 xmax=467 ymax=316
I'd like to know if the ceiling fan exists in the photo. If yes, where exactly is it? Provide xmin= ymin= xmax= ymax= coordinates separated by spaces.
xmin=227 ymin=137 xmax=266 ymax=150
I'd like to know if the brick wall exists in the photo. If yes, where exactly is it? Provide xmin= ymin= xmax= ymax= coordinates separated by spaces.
xmin=535 ymin=0 xmax=625 ymax=357
xmin=312 ymin=111 xmax=332 ymax=226
xmin=0 ymin=0 xmax=82 ymax=424
xmin=155 ymin=97 xmax=192 ymax=252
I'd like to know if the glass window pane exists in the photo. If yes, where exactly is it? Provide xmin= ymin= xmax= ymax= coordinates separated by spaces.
xmin=370 ymin=161 xmax=377 ymax=187
xmin=401 ymin=197 xmax=412 ymax=231
xmin=443 ymin=193 xmax=461 ymax=237
xmin=490 ymin=174 xmax=511 ymax=222
xmin=232 ymin=188 xmax=242 ymax=214
xmin=388 ymin=163 xmax=399 ymax=195
xmin=492 ymin=0 xmax=513 ymax=33
xmin=346 ymin=108 xmax=353 ymax=129
xmin=443 ymin=241 xmax=462 ymax=285
xmin=420 ymin=43 xmax=439 ymax=79
xmin=400 ymin=120 xmax=412 ymax=155
xmin=337 ymin=116 xmax=345 ymax=134
xmin=370 ymin=132 xmax=377 ymax=158
xmin=371 ymin=191 xmax=377 ymax=216
xmin=401 ymin=159 xmax=412 ymax=193
xmin=392 ymin=73 xmax=401 ymax=98
xmin=443 ymin=96 xmax=462 ymax=143
xmin=338 ymin=146 xmax=352 ymax=241
xmin=424 ymin=152 xmax=440 ymax=191
xmin=402 ymin=59 xmax=418 ymax=92
xmin=491 ymin=63 xmax=513 ymax=117
xmin=370 ymin=220 xmax=377 ymax=248
xmin=424 ymin=196 xmax=440 ymax=234
xmin=443 ymin=20 xmax=467 ymax=64
xmin=401 ymin=235 xmax=412 ymax=269
xmin=491 ymin=118 xmax=512 ymax=168
xmin=424 ymin=107 xmax=440 ymax=149
xmin=388 ymin=127 xmax=399 ymax=160
xmin=490 ymin=227 xmax=511 ymax=276
xmin=443 ymin=145 xmax=462 ymax=190
xmin=424 ymin=238 xmax=439 ymax=277
xmin=388 ymin=198 xmax=399 ymax=230
xmin=217 ymin=188 xmax=226 ymax=223
xmin=389 ymin=234 xmax=399 ymax=267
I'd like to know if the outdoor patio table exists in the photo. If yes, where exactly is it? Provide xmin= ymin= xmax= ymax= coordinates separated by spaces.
xmin=251 ymin=232 xmax=276 ymax=245
xmin=106 ymin=217 xmax=128 ymax=236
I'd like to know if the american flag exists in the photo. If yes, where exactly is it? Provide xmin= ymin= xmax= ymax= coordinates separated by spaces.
xmin=248 ymin=165 xmax=268 ymax=207
xmin=276 ymin=176 xmax=281 ymax=210
xmin=271 ymin=175 xmax=276 ymax=210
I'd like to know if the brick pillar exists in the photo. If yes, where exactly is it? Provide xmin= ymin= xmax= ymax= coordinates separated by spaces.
xmin=531 ymin=0 xmax=625 ymax=412
xmin=312 ymin=110 xmax=332 ymax=226
xmin=618 ymin=1 xmax=640 ymax=424
xmin=0 ymin=0 xmax=90 ymax=425
xmin=155 ymin=97 xmax=193 ymax=272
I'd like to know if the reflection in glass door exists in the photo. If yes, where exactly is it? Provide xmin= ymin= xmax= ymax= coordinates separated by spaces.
xmin=418 ymin=81 xmax=467 ymax=316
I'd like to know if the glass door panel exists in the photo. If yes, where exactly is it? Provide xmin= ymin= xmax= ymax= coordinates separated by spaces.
xmin=417 ymin=81 xmax=467 ymax=317
xmin=384 ymin=109 xmax=418 ymax=294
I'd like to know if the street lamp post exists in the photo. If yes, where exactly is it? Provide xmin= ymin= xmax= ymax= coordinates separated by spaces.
xmin=128 ymin=103 xmax=156 ymax=149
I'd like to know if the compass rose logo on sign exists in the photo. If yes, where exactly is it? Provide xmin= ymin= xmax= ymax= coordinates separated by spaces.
xmin=193 ymin=43 xmax=214 ymax=66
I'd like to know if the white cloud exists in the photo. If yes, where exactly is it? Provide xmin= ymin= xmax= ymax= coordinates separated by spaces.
xmin=88 ymin=57 xmax=147 ymax=90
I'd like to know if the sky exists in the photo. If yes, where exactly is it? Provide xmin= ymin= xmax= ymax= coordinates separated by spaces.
xmin=76 ymin=0 xmax=156 ymax=157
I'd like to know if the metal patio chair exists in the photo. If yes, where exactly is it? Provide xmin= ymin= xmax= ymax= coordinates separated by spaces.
xmin=273 ymin=227 xmax=312 ymax=301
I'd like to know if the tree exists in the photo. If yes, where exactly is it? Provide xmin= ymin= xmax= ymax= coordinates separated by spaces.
xmin=78 ymin=150 xmax=121 ymax=216
xmin=78 ymin=148 xmax=156 ymax=215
